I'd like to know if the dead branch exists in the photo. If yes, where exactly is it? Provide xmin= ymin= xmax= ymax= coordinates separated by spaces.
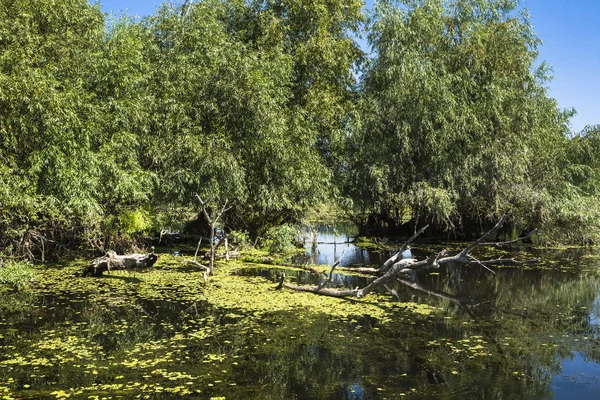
xmin=482 ymin=228 xmax=538 ymax=247
xmin=318 ymin=250 xmax=346 ymax=290
xmin=279 ymin=251 xmax=352 ymax=296
xmin=468 ymin=255 xmax=497 ymax=275
xmin=279 ymin=216 xmax=539 ymax=304
xmin=182 ymin=257 xmax=211 ymax=282
xmin=340 ymin=224 xmax=428 ymax=275
xmin=277 ymin=273 xmax=358 ymax=297
xmin=195 ymin=194 xmax=232 ymax=274
xmin=379 ymin=224 xmax=429 ymax=273
xmin=298 ymin=263 xmax=323 ymax=276
xmin=458 ymin=215 xmax=508 ymax=259
xmin=463 ymin=257 xmax=540 ymax=266
xmin=338 ymin=266 xmax=380 ymax=274
xmin=83 ymin=249 xmax=158 ymax=277
xmin=193 ymin=236 xmax=203 ymax=263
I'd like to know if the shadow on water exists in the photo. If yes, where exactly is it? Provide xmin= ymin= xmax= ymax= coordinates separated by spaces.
xmin=6 ymin=238 xmax=600 ymax=398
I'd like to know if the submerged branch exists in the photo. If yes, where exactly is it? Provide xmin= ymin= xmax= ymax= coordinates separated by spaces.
xmin=468 ymin=255 xmax=497 ymax=275
xmin=396 ymin=278 xmax=476 ymax=317
xmin=279 ymin=216 xmax=540 ymax=303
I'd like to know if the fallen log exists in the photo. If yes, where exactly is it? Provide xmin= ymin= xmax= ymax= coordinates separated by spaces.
xmin=83 ymin=249 xmax=158 ymax=277
xmin=279 ymin=215 xmax=540 ymax=301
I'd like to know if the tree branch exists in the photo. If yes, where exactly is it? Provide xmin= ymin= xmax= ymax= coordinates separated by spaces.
xmin=379 ymin=224 xmax=429 ymax=273
xmin=279 ymin=216 xmax=540 ymax=302
xmin=318 ymin=250 xmax=345 ymax=290
xmin=459 ymin=214 xmax=507 ymax=258
xmin=482 ymin=228 xmax=537 ymax=247
xmin=468 ymin=255 xmax=496 ymax=275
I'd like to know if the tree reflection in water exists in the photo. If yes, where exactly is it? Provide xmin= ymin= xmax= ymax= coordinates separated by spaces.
xmin=2 ymin=248 xmax=600 ymax=398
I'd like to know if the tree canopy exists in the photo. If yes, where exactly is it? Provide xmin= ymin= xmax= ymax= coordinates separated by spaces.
xmin=0 ymin=0 xmax=599 ymax=260
xmin=344 ymin=0 xmax=595 ymax=243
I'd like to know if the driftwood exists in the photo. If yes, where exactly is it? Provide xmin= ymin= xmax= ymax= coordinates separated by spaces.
xmin=279 ymin=215 xmax=540 ymax=301
xmin=83 ymin=249 xmax=158 ymax=277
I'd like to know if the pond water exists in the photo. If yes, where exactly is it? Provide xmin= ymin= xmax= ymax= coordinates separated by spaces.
xmin=3 ymin=229 xmax=600 ymax=399
xmin=296 ymin=223 xmax=395 ymax=266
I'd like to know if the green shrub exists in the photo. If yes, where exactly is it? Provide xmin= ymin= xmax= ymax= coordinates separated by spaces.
xmin=264 ymin=224 xmax=300 ymax=254
xmin=119 ymin=208 xmax=152 ymax=235
xmin=0 ymin=259 xmax=37 ymax=291
xmin=229 ymin=230 xmax=251 ymax=248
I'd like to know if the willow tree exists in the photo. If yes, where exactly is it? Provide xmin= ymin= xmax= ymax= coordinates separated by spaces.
xmin=250 ymin=0 xmax=365 ymax=172
xmin=0 ymin=0 xmax=162 ymax=257
xmin=0 ymin=0 xmax=366 ymax=258
xmin=345 ymin=0 xmax=574 ymax=239
xmin=143 ymin=0 xmax=364 ymax=232
xmin=0 ymin=0 xmax=107 ymax=258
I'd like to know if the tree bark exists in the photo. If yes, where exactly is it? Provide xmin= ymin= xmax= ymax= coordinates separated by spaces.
xmin=83 ymin=250 xmax=158 ymax=277
xmin=280 ymin=215 xmax=540 ymax=301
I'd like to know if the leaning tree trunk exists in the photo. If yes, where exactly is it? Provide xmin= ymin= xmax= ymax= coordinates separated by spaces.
xmin=279 ymin=215 xmax=539 ymax=300
xmin=83 ymin=250 xmax=158 ymax=277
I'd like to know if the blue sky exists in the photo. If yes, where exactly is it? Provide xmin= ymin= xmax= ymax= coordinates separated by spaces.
xmin=94 ymin=0 xmax=599 ymax=133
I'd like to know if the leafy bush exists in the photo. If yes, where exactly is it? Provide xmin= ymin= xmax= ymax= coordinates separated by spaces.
xmin=0 ymin=259 xmax=37 ymax=291
xmin=119 ymin=208 xmax=153 ymax=235
xmin=229 ymin=230 xmax=251 ymax=248
xmin=264 ymin=224 xmax=300 ymax=254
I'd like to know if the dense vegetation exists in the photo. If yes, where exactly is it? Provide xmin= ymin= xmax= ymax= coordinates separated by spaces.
xmin=1 ymin=0 xmax=599 ymax=262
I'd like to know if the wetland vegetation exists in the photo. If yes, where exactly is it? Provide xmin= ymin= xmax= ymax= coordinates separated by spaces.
xmin=3 ymin=0 xmax=600 ymax=398
xmin=4 ymin=233 xmax=600 ymax=399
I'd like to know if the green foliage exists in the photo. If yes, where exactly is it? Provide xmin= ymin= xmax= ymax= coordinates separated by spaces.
xmin=403 ymin=182 xmax=456 ymax=227
xmin=2 ymin=0 xmax=600 ymax=255
xmin=0 ymin=0 xmax=108 ymax=258
xmin=228 ymin=230 xmax=251 ymax=248
xmin=0 ymin=0 xmax=362 ymax=258
xmin=345 ymin=0 xmax=584 ymax=240
xmin=0 ymin=259 xmax=36 ymax=291
xmin=118 ymin=208 xmax=153 ymax=236
xmin=566 ymin=125 xmax=600 ymax=196
xmin=263 ymin=224 xmax=300 ymax=254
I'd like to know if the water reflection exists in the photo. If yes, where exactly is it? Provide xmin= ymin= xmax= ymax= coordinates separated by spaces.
xmin=4 ymin=245 xmax=600 ymax=398
xmin=297 ymin=225 xmax=600 ymax=398
xmin=298 ymin=223 xmax=394 ymax=266
xmin=553 ymin=352 xmax=600 ymax=399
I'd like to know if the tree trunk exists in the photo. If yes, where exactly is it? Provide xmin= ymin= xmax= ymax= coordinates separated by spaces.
xmin=280 ymin=215 xmax=539 ymax=302
xmin=209 ymin=223 xmax=215 ymax=273
xmin=83 ymin=250 xmax=158 ymax=277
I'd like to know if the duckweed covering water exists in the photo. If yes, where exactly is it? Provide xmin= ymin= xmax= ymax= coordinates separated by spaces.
xmin=3 ymin=248 xmax=600 ymax=398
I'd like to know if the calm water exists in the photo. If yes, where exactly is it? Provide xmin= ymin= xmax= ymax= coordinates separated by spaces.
xmin=297 ymin=223 xmax=395 ymax=266
xmin=2 ymin=227 xmax=600 ymax=399
xmin=296 ymin=223 xmax=600 ymax=399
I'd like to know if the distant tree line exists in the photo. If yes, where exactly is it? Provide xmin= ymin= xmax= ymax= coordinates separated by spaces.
xmin=0 ymin=0 xmax=598 ymax=260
